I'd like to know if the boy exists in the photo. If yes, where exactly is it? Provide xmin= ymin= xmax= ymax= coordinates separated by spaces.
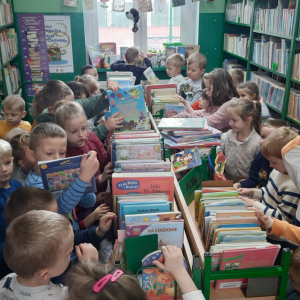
xmin=230 ymin=68 xmax=244 ymax=88
xmin=81 ymin=64 xmax=99 ymax=81
xmin=166 ymin=53 xmax=185 ymax=85
xmin=234 ymin=118 xmax=288 ymax=189
xmin=0 ymin=210 xmax=114 ymax=298
xmin=110 ymin=46 xmax=152 ymax=85
xmin=66 ymin=81 xmax=89 ymax=99
xmin=238 ymin=127 xmax=300 ymax=224
xmin=0 ymin=139 xmax=22 ymax=279
xmin=177 ymin=52 xmax=207 ymax=104
xmin=0 ymin=95 xmax=31 ymax=139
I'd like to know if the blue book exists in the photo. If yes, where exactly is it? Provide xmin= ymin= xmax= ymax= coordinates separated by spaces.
xmin=107 ymin=85 xmax=150 ymax=132
xmin=105 ymin=111 xmax=112 ymax=121
xmin=219 ymin=223 xmax=258 ymax=228
xmin=171 ymin=147 xmax=202 ymax=173
xmin=38 ymin=155 xmax=96 ymax=197
xmin=177 ymin=46 xmax=187 ymax=59
xmin=163 ymin=104 xmax=185 ymax=118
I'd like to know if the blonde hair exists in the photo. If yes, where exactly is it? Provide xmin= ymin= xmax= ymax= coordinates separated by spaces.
xmin=3 ymin=95 xmax=25 ymax=111
xmin=261 ymin=127 xmax=298 ymax=159
xmin=54 ymin=100 xmax=87 ymax=129
xmin=0 ymin=139 xmax=12 ymax=157
xmin=67 ymin=260 xmax=147 ymax=300
xmin=289 ymin=248 xmax=300 ymax=292
xmin=74 ymin=74 xmax=98 ymax=95
xmin=166 ymin=53 xmax=185 ymax=69
xmin=4 ymin=210 xmax=72 ymax=279
xmin=4 ymin=127 xmax=28 ymax=142
xmin=10 ymin=134 xmax=30 ymax=165
xmin=125 ymin=47 xmax=139 ymax=63
xmin=187 ymin=52 xmax=207 ymax=70
xmin=227 ymin=98 xmax=262 ymax=134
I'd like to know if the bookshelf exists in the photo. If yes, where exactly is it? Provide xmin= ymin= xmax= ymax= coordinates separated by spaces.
xmin=222 ymin=0 xmax=300 ymax=127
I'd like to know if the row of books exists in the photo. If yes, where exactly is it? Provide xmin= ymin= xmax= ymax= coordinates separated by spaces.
xmin=1 ymin=63 xmax=20 ymax=94
xmin=252 ymin=35 xmax=290 ymax=75
xmin=225 ymin=0 xmax=253 ymax=25
xmin=0 ymin=0 xmax=13 ymax=26
xmin=292 ymin=52 xmax=300 ymax=81
xmin=250 ymin=71 xmax=285 ymax=111
xmin=288 ymin=88 xmax=300 ymax=122
xmin=223 ymin=59 xmax=247 ymax=82
xmin=199 ymin=186 xmax=280 ymax=290
xmin=254 ymin=1 xmax=296 ymax=36
xmin=0 ymin=28 xmax=17 ymax=64
xmin=106 ymin=71 xmax=136 ymax=88
xmin=224 ymin=33 xmax=249 ymax=59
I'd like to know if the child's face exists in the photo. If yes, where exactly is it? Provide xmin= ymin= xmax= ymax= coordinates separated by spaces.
xmin=238 ymin=88 xmax=255 ymax=100
xmin=166 ymin=64 xmax=181 ymax=78
xmin=186 ymin=63 xmax=204 ymax=81
xmin=199 ymin=97 xmax=209 ymax=109
xmin=204 ymin=79 xmax=213 ymax=98
xmin=0 ymin=153 xmax=13 ymax=185
xmin=265 ymin=156 xmax=287 ymax=174
xmin=260 ymin=126 xmax=276 ymax=147
xmin=85 ymin=68 xmax=99 ymax=81
xmin=64 ymin=116 xmax=88 ymax=147
xmin=4 ymin=108 xmax=26 ymax=126
xmin=90 ymin=87 xmax=100 ymax=96
xmin=227 ymin=110 xmax=250 ymax=133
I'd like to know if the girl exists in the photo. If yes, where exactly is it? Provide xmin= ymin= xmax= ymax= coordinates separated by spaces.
xmin=75 ymin=74 xmax=100 ymax=96
xmin=67 ymin=245 xmax=204 ymax=300
xmin=230 ymin=68 xmax=244 ymax=88
xmin=82 ymin=64 xmax=99 ymax=81
xmin=237 ymin=81 xmax=269 ymax=119
xmin=217 ymin=98 xmax=261 ymax=183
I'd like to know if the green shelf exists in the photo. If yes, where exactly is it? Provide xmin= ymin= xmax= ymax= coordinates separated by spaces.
xmin=0 ymin=22 xmax=14 ymax=30
xmin=265 ymin=102 xmax=282 ymax=115
xmin=250 ymin=61 xmax=287 ymax=78
xmin=287 ymin=115 xmax=300 ymax=126
xmin=3 ymin=54 xmax=18 ymax=67
xmin=253 ymin=30 xmax=292 ymax=40
xmin=223 ymin=50 xmax=248 ymax=61
xmin=225 ymin=20 xmax=251 ymax=27
xmin=291 ymin=78 xmax=300 ymax=84
xmin=296 ymin=38 xmax=300 ymax=42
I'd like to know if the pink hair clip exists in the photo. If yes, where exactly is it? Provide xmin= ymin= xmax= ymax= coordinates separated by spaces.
xmin=93 ymin=270 xmax=124 ymax=293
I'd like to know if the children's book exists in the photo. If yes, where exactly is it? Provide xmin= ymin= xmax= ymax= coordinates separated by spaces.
xmin=143 ymin=67 xmax=160 ymax=84
xmin=166 ymin=46 xmax=177 ymax=58
xmin=146 ymin=53 xmax=158 ymax=68
xmin=107 ymin=85 xmax=150 ymax=132
xmin=171 ymin=147 xmax=202 ymax=173
xmin=105 ymin=54 xmax=118 ymax=67
xmin=38 ymin=155 xmax=96 ymax=197
xmin=125 ymin=211 xmax=182 ymax=225
xmin=163 ymin=104 xmax=185 ymax=117
xmin=86 ymin=44 xmax=101 ymax=66
xmin=116 ymin=144 xmax=162 ymax=161
xmin=100 ymin=42 xmax=116 ymax=54
xmin=158 ymin=118 xmax=205 ymax=130
xmin=145 ymin=84 xmax=177 ymax=106
xmin=163 ymin=136 xmax=221 ymax=149
xmin=177 ymin=46 xmax=187 ymax=59
xmin=152 ymin=99 xmax=180 ymax=117
xmin=142 ymin=250 xmax=187 ymax=299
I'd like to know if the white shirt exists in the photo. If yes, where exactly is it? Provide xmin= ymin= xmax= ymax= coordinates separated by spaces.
xmin=0 ymin=273 xmax=69 ymax=300
xmin=169 ymin=74 xmax=184 ymax=85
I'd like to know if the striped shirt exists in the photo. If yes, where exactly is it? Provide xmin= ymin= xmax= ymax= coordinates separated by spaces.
xmin=253 ymin=169 xmax=300 ymax=223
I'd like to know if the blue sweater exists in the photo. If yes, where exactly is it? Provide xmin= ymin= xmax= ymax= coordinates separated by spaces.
xmin=240 ymin=151 xmax=273 ymax=188
xmin=110 ymin=58 xmax=152 ymax=85
xmin=0 ymin=180 xmax=22 ymax=259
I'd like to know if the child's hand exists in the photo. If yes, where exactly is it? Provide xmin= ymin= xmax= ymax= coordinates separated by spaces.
xmin=96 ymin=191 xmax=112 ymax=203
xmin=239 ymin=195 xmax=256 ymax=207
xmin=259 ymin=96 xmax=264 ymax=103
xmin=238 ymin=188 xmax=254 ymax=197
xmin=75 ymin=243 xmax=99 ymax=262
xmin=107 ymin=80 xmax=119 ymax=92
xmin=140 ymin=51 xmax=147 ymax=58
xmin=91 ymin=204 xmax=111 ymax=221
xmin=233 ymin=182 xmax=241 ymax=190
xmin=99 ymin=162 xmax=113 ymax=184
xmin=96 ymin=212 xmax=117 ymax=237
xmin=99 ymin=115 xmax=105 ymax=126
xmin=255 ymin=210 xmax=274 ymax=229
xmin=173 ymin=94 xmax=187 ymax=105
xmin=107 ymin=239 xmax=121 ymax=267
xmin=79 ymin=151 xmax=99 ymax=183
xmin=105 ymin=112 xmax=125 ymax=131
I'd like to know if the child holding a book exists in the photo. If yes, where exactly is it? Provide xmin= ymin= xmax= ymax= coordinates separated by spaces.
xmin=216 ymin=98 xmax=261 ymax=182
xmin=81 ymin=64 xmax=99 ymax=81
xmin=230 ymin=68 xmax=244 ymax=88
xmin=234 ymin=118 xmax=288 ymax=189
xmin=110 ymin=47 xmax=152 ymax=85
xmin=0 ymin=95 xmax=31 ymax=139
xmin=166 ymin=53 xmax=185 ymax=85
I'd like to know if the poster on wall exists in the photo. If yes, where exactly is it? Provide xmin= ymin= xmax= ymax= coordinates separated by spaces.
xmin=44 ymin=15 xmax=74 ymax=73
xmin=82 ymin=0 xmax=97 ymax=12
xmin=154 ymin=0 xmax=167 ymax=14
xmin=64 ymin=0 xmax=79 ymax=7
xmin=18 ymin=14 xmax=50 ymax=96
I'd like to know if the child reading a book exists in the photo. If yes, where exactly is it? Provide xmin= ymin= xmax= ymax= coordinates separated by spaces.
xmin=216 ymin=98 xmax=261 ymax=182
xmin=75 ymin=74 xmax=100 ymax=96
xmin=230 ymin=68 xmax=244 ymax=88
xmin=110 ymin=47 xmax=152 ymax=85
xmin=0 ymin=95 xmax=31 ymax=139
xmin=81 ymin=64 xmax=99 ymax=81
xmin=239 ymin=127 xmax=300 ymax=224
xmin=234 ymin=118 xmax=288 ymax=189
xmin=67 ymin=245 xmax=204 ymax=300
xmin=237 ymin=81 xmax=269 ymax=119
xmin=0 ymin=139 xmax=22 ymax=279
xmin=177 ymin=53 xmax=207 ymax=104
xmin=166 ymin=53 xmax=185 ymax=85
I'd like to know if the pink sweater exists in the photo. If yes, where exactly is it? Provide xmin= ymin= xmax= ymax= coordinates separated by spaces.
xmin=177 ymin=98 xmax=238 ymax=132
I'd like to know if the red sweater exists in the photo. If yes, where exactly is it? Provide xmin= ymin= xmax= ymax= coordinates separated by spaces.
xmin=66 ymin=131 xmax=111 ymax=193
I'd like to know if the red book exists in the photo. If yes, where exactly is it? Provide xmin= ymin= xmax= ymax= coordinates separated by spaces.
xmin=100 ymin=42 xmax=116 ymax=54
xmin=145 ymin=83 xmax=177 ymax=106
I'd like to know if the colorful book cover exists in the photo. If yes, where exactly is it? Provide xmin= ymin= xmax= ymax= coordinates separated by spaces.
xmin=158 ymin=118 xmax=205 ymax=130
xmin=105 ymin=54 xmax=118 ymax=67
xmin=107 ymin=78 xmax=134 ymax=88
xmin=38 ymin=155 xmax=96 ymax=197
xmin=163 ymin=136 xmax=221 ymax=149
xmin=125 ymin=212 xmax=182 ymax=225
xmin=125 ymin=220 xmax=184 ymax=249
xmin=144 ymin=67 xmax=160 ymax=84
xmin=107 ymin=85 xmax=150 ymax=132
xmin=163 ymin=104 xmax=185 ymax=117
xmin=116 ymin=144 xmax=162 ymax=160
xmin=100 ymin=42 xmax=116 ymax=54
xmin=86 ymin=44 xmax=101 ymax=66
xmin=166 ymin=46 xmax=177 ymax=58
xmin=171 ymin=147 xmax=202 ymax=173
xmin=146 ymin=53 xmax=158 ymax=68
xmin=142 ymin=250 xmax=187 ymax=299
xmin=177 ymin=46 xmax=187 ymax=59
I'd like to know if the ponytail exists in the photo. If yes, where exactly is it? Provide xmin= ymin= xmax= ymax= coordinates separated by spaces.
xmin=252 ymin=100 xmax=262 ymax=134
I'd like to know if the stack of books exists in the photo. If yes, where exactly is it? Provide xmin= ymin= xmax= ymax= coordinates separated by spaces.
xmin=158 ymin=118 xmax=221 ymax=148
xmin=225 ymin=0 xmax=253 ymax=24
xmin=224 ymin=33 xmax=249 ymax=58
xmin=250 ymin=71 xmax=285 ymax=111
xmin=0 ymin=0 xmax=13 ymax=26
xmin=0 ymin=28 xmax=18 ymax=64
xmin=107 ymin=71 xmax=135 ymax=88
xmin=288 ymin=88 xmax=300 ymax=122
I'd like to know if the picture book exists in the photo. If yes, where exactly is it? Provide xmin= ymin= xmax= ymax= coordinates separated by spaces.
xmin=105 ymin=54 xmax=118 ymax=67
xmin=177 ymin=46 xmax=187 ymax=59
xmin=158 ymin=118 xmax=205 ymax=130
xmin=166 ymin=46 xmax=177 ymax=58
xmin=144 ymin=67 xmax=160 ymax=84
xmin=126 ymin=220 xmax=184 ymax=249
xmin=171 ymin=147 xmax=202 ymax=173
xmin=107 ymin=85 xmax=150 ymax=132
xmin=86 ymin=44 xmax=101 ymax=66
xmin=163 ymin=136 xmax=221 ymax=149
xmin=116 ymin=144 xmax=162 ymax=161
xmin=152 ymin=99 xmax=180 ymax=117
xmin=125 ymin=212 xmax=182 ymax=225
xmin=116 ymin=162 xmax=171 ymax=172
xmin=145 ymin=83 xmax=177 ymax=106
xmin=142 ymin=250 xmax=187 ymax=299
xmin=163 ymin=104 xmax=185 ymax=117
xmin=100 ymin=42 xmax=116 ymax=54
xmin=38 ymin=155 xmax=96 ymax=197
xmin=146 ymin=53 xmax=158 ymax=68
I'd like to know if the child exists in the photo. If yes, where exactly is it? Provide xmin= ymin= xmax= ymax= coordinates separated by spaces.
xmin=4 ymin=127 xmax=28 ymax=142
xmin=239 ymin=127 xmax=300 ymax=223
xmin=234 ymin=118 xmax=288 ymax=189
xmin=0 ymin=139 xmax=22 ymax=279
xmin=230 ymin=68 xmax=244 ymax=88
xmin=67 ymin=245 xmax=204 ymax=300
xmin=166 ymin=53 xmax=185 ymax=85
xmin=74 ymin=74 xmax=100 ymax=96
xmin=110 ymin=46 xmax=152 ymax=85
xmin=54 ymin=101 xmax=112 ymax=194
xmin=0 ymin=210 xmax=115 ymax=298
xmin=237 ymin=81 xmax=269 ymax=119
xmin=216 ymin=98 xmax=261 ymax=182
xmin=82 ymin=64 xmax=99 ymax=81
xmin=10 ymin=134 xmax=34 ymax=186
xmin=0 ymin=95 xmax=31 ymax=139
xmin=67 ymin=81 xmax=89 ymax=99
xmin=177 ymin=52 xmax=207 ymax=104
